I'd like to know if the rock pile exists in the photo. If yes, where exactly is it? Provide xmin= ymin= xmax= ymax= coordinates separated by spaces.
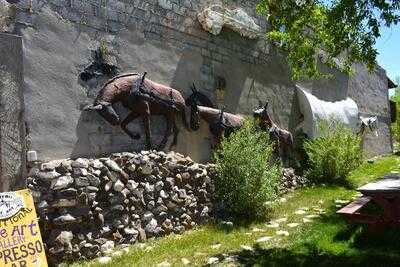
xmin=27 ymin=151 xmax=215 ymax=264
xmin=281 ymin=168 xmax=308 ymax=193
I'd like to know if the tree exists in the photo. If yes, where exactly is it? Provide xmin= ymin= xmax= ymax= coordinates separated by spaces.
xmin=257 ymin=0 xmax=400 ymax=80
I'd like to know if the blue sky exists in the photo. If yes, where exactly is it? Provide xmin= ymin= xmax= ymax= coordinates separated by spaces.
xmin=376 ymin=24 xmax=399 ymax=82
xmin=376 ymin=24 xmax=399 ymax=97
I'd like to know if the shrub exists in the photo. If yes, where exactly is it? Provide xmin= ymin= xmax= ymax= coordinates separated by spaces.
xmin=214 ymin=120 xmax=281 ymax=219
xmin=304 ymin=120 xmax=363 ymax=184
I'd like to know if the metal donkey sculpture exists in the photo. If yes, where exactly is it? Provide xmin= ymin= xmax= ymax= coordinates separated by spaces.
xmin=253 ymin=101 xmax=294 ymax=165
xmin=187 ymin=84 xmax=244 ymax=148
xmin=84 ymin=72 xmax=190 ymax=150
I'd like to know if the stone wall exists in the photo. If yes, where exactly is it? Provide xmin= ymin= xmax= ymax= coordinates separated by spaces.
xmin=27 ymin=150 xmax=214 ymax=264
xmin=0 ymin=32 xmax=26 ymax=191
xmin=3 ymin=0 xmax=392 ymax=163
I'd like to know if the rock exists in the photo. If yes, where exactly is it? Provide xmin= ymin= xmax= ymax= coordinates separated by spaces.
xmin=71 ymin=158 xmax=89 ymax=168
xmin=55 ymin=231 xmax=73 ymax=251
xmin=98 ymin=256 xmax=112 ymax=264
xmin=51 ymin=175 xmax=73 ymax=190
xmin=256 ymin=236 xmax=273 ymax=243
xmin=54 ymin=214 xmax=78 ymax=225
xmin=157 ymin=261 xmax=171 ymax=267
xmin=140 ymin=163 xmax=153 ymax=175
xmin=36 ymin=170 xmax=61 ymax=180
xmin=207 ymin=257 xmax=220 ymax=265
xmin=124 ymin=227 xmax=138 ymax=236
xmin=276 ymin=230 xmax=290 ymax=237
xmin=105 ymin=181 xmax=113 ymax=191
xmin=52 ymin=199 xmax=77 ymax=208
xmin=155 ymin=181 xmax=164 ymax=191
xmin=41 ymin=160 xmax=61 ymax=171
xmin=100 ymin=240 xmax=115 ymax=254
xmin=91 ymin=159 xmax=104 ymax=169
xmin=75 ymin=177 xmax=90 ymax=187
xmin=113 ymin=180 xmax=125 ymax=192
xmin=181 ymin=258 xmax=191 ymax=265
xmin=126 ymin=180 xmax=139 ymax=191
xmin=105 ymin=159 xmax=122 ymax=172
xmin=145 ymin=218 xmax=161 ymax=236
xmin=87 ymin=174 xmax=101 ymax=187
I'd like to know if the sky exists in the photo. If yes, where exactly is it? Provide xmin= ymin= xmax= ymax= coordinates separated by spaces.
xmin=375 ymin=24 xmax=400 ymax=83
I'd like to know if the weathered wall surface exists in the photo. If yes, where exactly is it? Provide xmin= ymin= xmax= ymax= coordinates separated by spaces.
xmin=0 ymin=33 xmax=26 ymax=191
xmin=348 ymin=64 xmax=393 ymax=157
xmin=14 ymin=0 xmax=296 ymax=163
xmin=10 ymin=0 xmax=391 ymax=162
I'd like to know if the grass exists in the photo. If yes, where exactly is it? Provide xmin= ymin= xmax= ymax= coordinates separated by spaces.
xmin=68 ymin=155 xmax=400 ymax=267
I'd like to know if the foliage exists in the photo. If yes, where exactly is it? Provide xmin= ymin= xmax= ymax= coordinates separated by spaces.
xmin=213 ymin=120 xmax=281 ymax=219
xmin=304 ymin=120 xmax=363 ymax=183
xmin=390 ymin=76 xmax=400 ymax=144
xmin=256 ymin=0 xmax=400 ymax=80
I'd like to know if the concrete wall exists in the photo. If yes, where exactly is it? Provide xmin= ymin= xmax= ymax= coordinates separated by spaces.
xmin=8 ymin=0 xmax=392 ymax=162
xmin=0 ymin=33 xmax=26 ymax=191
xmin=348 ymin=64 xmax=393 ymax=157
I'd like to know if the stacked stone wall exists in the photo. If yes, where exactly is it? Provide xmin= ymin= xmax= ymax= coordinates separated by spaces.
xmin=27 ymin=151 xmax=214 ymax=264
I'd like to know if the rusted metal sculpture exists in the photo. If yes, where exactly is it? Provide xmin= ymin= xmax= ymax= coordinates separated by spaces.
xmin=84 ymin=72 xmax=190 ymax=150
xmin=253 ymin=102 xmax=293 ymax=165
xmin=187 ymin=86 xmax=244 ymax=148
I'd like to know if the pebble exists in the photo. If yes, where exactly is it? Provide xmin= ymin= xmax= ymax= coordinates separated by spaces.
xmin=98 ymin=256 xmax=112 ymax=264
xmin=207 ymin=257 xmax=220 ymax=265
xmin=287 ymin=223 xmax=300 ymax=228
xmin=276 ymin=230 xmax=290 ymax=237
xmin=157 ymin=261 xmax=171 ymax=267
xmin=256 ymin=236 xmax=273 ymax=243
xmin=211 ymin=244 xmax=221 ymax=249
xmin=240 ymin=245 xmax=253 ymax=251
xmin=295 ymin=209 xmax=307 ymax=215
xmin=265 ymin=223 xmax=280 ymax=228
xmin=181 ymin=258 xmax=191 ymax=265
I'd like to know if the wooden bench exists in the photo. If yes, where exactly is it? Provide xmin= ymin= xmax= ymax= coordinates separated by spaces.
xmin=337 ymin=196 xmax=379 ymax=224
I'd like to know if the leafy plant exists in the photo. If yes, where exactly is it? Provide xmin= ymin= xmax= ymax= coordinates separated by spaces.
xmin=257 ymin=0 xmax=400 ymax=79
xmin=304 ymin=120 xmax=363 ymax=184
xmin=214 ymin=120 xmax=281 ymax=219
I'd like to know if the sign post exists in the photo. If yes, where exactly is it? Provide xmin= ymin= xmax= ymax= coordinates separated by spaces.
xmin=0 ymin=189 xmax=48 ymax=267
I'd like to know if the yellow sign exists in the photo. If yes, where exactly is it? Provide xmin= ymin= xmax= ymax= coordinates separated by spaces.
xmin=0 ymin=189 xmax=48 ymax=267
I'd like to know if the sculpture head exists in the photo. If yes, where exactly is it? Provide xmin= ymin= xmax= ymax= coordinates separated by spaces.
xmin=185 ymin=83 xmax=215 ymax=108
xmin=253 ymin=101 xmax=272 ymax=129
xmin=84 ymin=101 xmax=120 ymax=126
xmin=359 ymin=116 xmax=379 ymax=137
xmin=209 ymin=107 xmax=229 ymax=147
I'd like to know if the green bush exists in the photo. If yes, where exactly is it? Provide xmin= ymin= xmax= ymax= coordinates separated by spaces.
xmin=214 ymin=120 xmax=281 ymax=219
xmin=304 ymin=120 xmax=363 ymax=183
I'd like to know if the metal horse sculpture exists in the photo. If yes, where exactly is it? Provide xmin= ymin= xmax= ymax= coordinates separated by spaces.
xmin=253 ymin=102 xmax=294 ymax=165
xmin=186 ymin=84 xmax=244 ymax=148
xmin=84 ymin=72 xmax=190 ymax=150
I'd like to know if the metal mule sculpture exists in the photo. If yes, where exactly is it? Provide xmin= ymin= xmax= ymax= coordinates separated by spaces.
xmin=187 ymin=85 xmax=244 ymax=148
xmin=253 ymin=101 xmax=294 ymax=166
xmin=84 ymin=72 xmax=190 ymax=150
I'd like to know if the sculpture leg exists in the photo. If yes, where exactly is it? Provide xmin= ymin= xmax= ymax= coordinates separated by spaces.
xmin=157 ymin=115 xmax=172 ymax=150
xmin=121 ymin=112 xmax=141 ymax=140
xmin=170 ymin=118 xmax=179 ymax=149
xmin=143 ymin=103 xmax=152 ymax=150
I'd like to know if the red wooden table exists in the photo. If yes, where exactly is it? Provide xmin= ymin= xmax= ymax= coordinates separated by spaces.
xmin=338 ymin=174 xmax=400 ymax=227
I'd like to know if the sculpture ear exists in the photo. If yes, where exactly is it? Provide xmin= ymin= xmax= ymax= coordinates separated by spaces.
xmin=84 ymin=104 xmax=102 ymax=111
xmin=191 ymin=83 xmax=198 ymax=93
xmin=264 ymin=101 xmax=269 ymax=110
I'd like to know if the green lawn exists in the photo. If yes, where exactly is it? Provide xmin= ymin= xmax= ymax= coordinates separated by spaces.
xmin=69 ymin=155 xmax=400 ymax=267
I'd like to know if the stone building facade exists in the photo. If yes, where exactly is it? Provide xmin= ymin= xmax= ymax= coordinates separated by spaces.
xmin=0 ymin=0 xmax=393 ymax=168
